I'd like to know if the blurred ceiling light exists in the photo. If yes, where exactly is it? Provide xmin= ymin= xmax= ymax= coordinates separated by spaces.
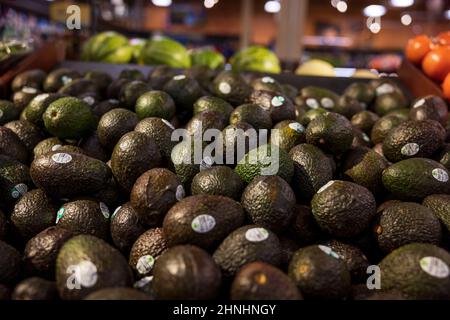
xmin=369 ymin=22 xmax=381 ymax=33
xmin=401 ymin=13 xmax=412 ymax=25
xmin=331 ymin=0 xmax=340 ymax=7
xmin=264 ymin=0 xmax=281 ymax=13
xmin=390 ymin=0 xmax=414 ymax=7
xmin=204 ymin=0 xmax=215 ymax=8
xmin=446 ymin=9 xmax=450 ymax=20
xmin=152 ymin=0 xmax=172 ymax=7
xmin=363 ymin=5 xmax=387 ymax=17
xmin=336 ymin=1 xmax=348 ymax=12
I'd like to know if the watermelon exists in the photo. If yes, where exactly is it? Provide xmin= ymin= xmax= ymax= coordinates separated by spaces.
xmin=230 ymin=46 xmax=281 ymax=74
xmin=81 ymin=31 xmax=131 ymax=63
xmin=190 ymin=48 xmax=225 ymax=69
xmin=138 ymin=37 xmax=191 ymax=68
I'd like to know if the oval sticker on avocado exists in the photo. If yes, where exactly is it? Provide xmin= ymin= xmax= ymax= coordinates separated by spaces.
xmin=261 ymin=76 xmax=275 ymax=84
xmin=55 ymin=207 xmax=65 ymax=224
xmin=318 ymin=245 xmax=340 ymax=259
xmin=306 ymin=98 xmax=319 ymax=109
xmin=321 ymin=97 xmax=334 ymax=109
xmin=191 ymin=214 xmax=216 ymax=233
xmin=376 ymin=83 xmax=394 ymax=96
xmin=176 ymin=185 xmax=185 ymax=201
xmin=245 ymin=228 xmax=269 ymax=242
xmin=161 ymin=119 xmax=175 ymax=130
xmin=413 ymin=99 xmax=425 ymax=108
xmin=317 ymin=180 xmax=335 ymax=194
xmin=173 ymin=75 xmax=186 ymax=81
xmin=99 ymin=202 xmax=110 ymax=219
xmin=22 ymin=86 xmax=37 ymax=94
xmin=111 ymin=206 xmax=121 ymax=220
xmin=52 ymin=153 xmax=72 ymax=164
xmin=432 ymin=168 xmax=449 ymax=183
xmin=420 ymin=257 xmax=449 ymax=278
xmin=219 ymin=82 xmax=231 ymax=95
xmin=11 ymin=183 xmax=28 ymax=199
xmin=401 ymin=143 xmax=420 ymax=156
xmin=271 ymin=96 xmax=285 ymax=107
xmin=136 ymin=255 xmax=155 ymax=275
xmin=288 ymin=122 xmax=305 ymax=133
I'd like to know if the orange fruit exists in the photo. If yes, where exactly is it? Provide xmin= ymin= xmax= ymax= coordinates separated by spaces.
xmin=436 ymin=31 xmax=450 ymax=46
xmin=443 ymin=73 xmax=450 ymax=101
xmin=422 ymin=47 xmax=450 ymax=82
xmin=405 ymin=35 xmax=433 ymax=65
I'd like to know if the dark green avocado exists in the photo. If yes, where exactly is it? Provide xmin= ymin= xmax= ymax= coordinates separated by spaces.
xmin=11 ymin=277 xmax=58 ymax=300
xmin=248 ymin=90 xmax=296 ymax=123
xmin=110 ymin=203 xmax=146 ymax=254
xmin=229 ymin=103 xmax=272 ymax=130
xmin=191 ymin=166 xmax=244 ymax=200
xmin=0 ymin=240 xmax=21 ymax=285
xmin=4 ymin=120 xmax=44 ymax=153
xmin=97 ymin=108 xmax=138 ymax=150
xmin=213 ymin=71 xmax=252 ymax=106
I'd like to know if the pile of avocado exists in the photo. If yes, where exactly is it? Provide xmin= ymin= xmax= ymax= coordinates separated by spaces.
xmin=0 ymin=64 xmax=449 ymax=301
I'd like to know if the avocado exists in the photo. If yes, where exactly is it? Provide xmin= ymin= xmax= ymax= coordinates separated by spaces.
xmin=12 ymin=88 xmax=41 ymax=111
xmin=11 ymin=69 xmax=46 ymax=92
xmin=119 ymin=68 xmax=145 ymax=81
xmin=213 ymin=225 xmax=282 ymax=278
xmin=351 ymin=111 xmax=379 ymax=134
xmin=251 ymin=76 xmax=284 ymax=94
xmin=84 ymin=70 xmax=112 ymax=94
xmin=437 ymin=144 xmax=450 ymax=170
xmin=30 ymin=151 xmax=112 ymax=198
xmin=186 ymin=110 xmax=228 ymax=137
xmin=270 ymin=120 xmax=306 ymax=152
xmin=4 ymin=120 xmax=44 ymax=152
xmin=20 ymin=93 xmax=65 ymax=129
xmin=163 ymin=75 xmax=203 ymax=111
xmin=171 ymin=140 xmax=202 ymax=186
xmin=119 ymin=80 xmax=152 ymax=109
xmin=12 ymin=277 xmax=58 ymax=300
xmin=135 ymin=90 xmax=176 ymax=120
xmin=374 ymin=202 xmax=442 ymax=253
xmin=33 ymin=137 xmax=63 ymax=158
xmin=78 ymin=92 xmax=101 ymax=108
xmin=134 ymin=117 xmax=176 ymax=162
xmin=423 ymin=194 xmax=450 ymax=234
xmin=386 ymin=108 xmax=410 ymax=121
xmin=163 ymin=195 xmax=245 ymax=250
xmin=370 ymin=114 xmax=404 ymax=145
xmin=129 ymin=228 xmax=167 ymax=277
xmin=374 ymin=92 xmax=409 ymax=116
xmin=311 ymin=180 xmax=376 ymax=238
xmin=110 ymin=203 xmax=146 ymax=254
xmin=231 ymin=262 xmax=302 ymax=300
xmin=23 ymin=226 xmax=73 ymax=279
xmin=0 ymin=99 xmax=20 ymax=125
xmin=56 ymin=234 xmax=132 ymax=300
xmin=235 ymin=144 xmax=294 ymax=184
xmin=379 ymin=243 xmax=450 ymax=299
xmin=130 ymin=168 xmax=182 ymax=227
xmin=213 ymin=71 xmax=252 ymax=106
xmin=79 ymin=132 xmax=110 ymax=162
xmin=288 ymin=205 xmax=324 ymax=246
xmin=382 ymin=158 xmax=450 ymax=200
xmin=229 ymin=103 xmax=272 ymax=130
xmin=55 ymin=200 xmax=110 ymax=239
xmin=282 ymin=84 xmax=298 ymax=101
xmin=43 ymin=68 xmax=81 ymax=92
xmin=288 ymin=245 xmax=351 ymax=300
xmin=97 ymin=108 xmax=138 ymax=150
xmin=107 ymin=78 xmax=130 ymax=100
xmin=343 ymin=149 xmax=389 ymax=194
xmin=0 ymin=155 xmax=32 ymax=209
xmin=184 ymin=65 xmax=217 ymax=90
xmin=221 ymin=122 xmax=255 ymax=165
xmin=0 ymin=209 xmax=6 ymax=240
xmin=289 ymin=143 xmax=333 ymax=201
xmin=278 ymin=236 xmax=300 ymax=270
xmin=343 ymin=82 xmax=376 ymax=106
xmin=299 ymin=108 xmax=327 ymax=126
xmin=306 ymin=112 xmax=354 ymax=155
xmin=153 ymin=246 xmax=221 ymax=301
xmin=248 ymin=90 xmax=296 ymax=123
xmin=409 ymin=95 xmax=448 ymax=126
xmin=351 ymin=128 xmax=372 ymax=148
xmin=382 ymin=120 xmax=445 ymax=163
xmin=92 ymin=99 xmax=120 ymax=119
xmin=323 ymin=240 xmax=370 ymax=283
xmin=300 ymin=86 xmax=339 ymax=112
xmin=111 ymin=131 xmax=161 ymax=193
xmin=148 ymin=65 xmax=178 ymax=90
xmin=294 ymin=103 xmax=308 ymax=123
xmin=193 ymin=96 xmax=234 ymax=119
xmin=11 ymin=189 xmax=57 ymax=239
xmin=43 ymin=97 xmax=95 ymax=139
xmin=58 ymin=78 xmax=99 ymax=97
xmin=191 ymin=166 xmax=244 ymax=200
xmin=241 ymin=175 xmax=295 ymax=233
xmin=84 ymin=287 xmax=152 ymax=300
xmin=334 ymin=95 xmax=365 ymax=119
xmin=0 ymin=240 xmax=21 ymax=285
xmin=0 ymin=126 xmax=28 ymax=163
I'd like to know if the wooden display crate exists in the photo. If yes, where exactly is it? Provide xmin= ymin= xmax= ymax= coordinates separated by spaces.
xmin=397 ymin=58 xmax=445 ymax=99
xmin=0 ymin=41 xmax=66 ymax=98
